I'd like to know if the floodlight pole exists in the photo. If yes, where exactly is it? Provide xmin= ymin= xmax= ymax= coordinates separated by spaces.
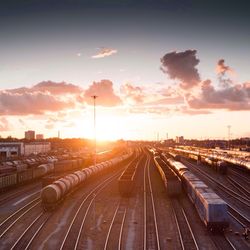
xmin=92 ymin=95 xmax=98 ymax=167
xmin=227 ymin=125 xmax=231 ymax=149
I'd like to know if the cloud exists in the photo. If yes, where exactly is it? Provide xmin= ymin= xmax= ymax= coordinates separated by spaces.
xmin=216 ymin=59 xmax=232 ymax=75
xmin=120 ymin=83 xmax=145 ymax=104
xmin=0 ymin=117 xmax=11 ymax=131
xmin=161 ymin=50 xmax=200 ymax=89
xmin=8 ymin=81 xmax=82 ymax=95
xmin=84 ymin=80 xmax=122 ymax=107
xmin=186 ymin=79 xmax=250 ymax=110
xmin=92 ymin=47 xmax=117 ymax=59
xmin=145 ymin=96 xmax=184 ymax=105
xmin=0 ymin=91 xmax=75 ymax=115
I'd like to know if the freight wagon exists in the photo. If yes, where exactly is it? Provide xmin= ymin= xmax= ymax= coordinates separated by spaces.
xmin=165 ymin=155 xmax=229 ymax=231
xmin=154 ymin=156 xmax=181 ymax=196
xmin=41 ymin=152 xmax=133 ymax=210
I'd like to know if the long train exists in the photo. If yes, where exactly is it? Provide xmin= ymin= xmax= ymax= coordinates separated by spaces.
xmin=174 ymin=148 xmax=250 ymax=172
xmin=41 ymin=152 xmax=133 ymax=210
xmin=162 ymin=153 xmax=229 ymax=231
xmin=0 ymin=158 xmax=84 ymax=191
xmin=153 ymin=155 xmax=182 ymax=196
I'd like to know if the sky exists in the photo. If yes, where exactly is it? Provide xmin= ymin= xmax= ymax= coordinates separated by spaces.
xmin=0 ymin=0 xmax=250 ymax=140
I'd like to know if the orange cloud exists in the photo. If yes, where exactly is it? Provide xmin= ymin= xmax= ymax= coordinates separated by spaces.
xmin=92 ymin=47 xmax=117 ymax=59
xmin=84 ymin=80 xmax=122 ymax=107
xmin=120 ymin=83 xmax=145 ymax=104
xmin=0 ymin=117 xmax=11 ymax=131
xmin=216 ymin=59 xmax=233 ymax=75
xmin=0 ymin=91 xmax=75 ymax=115
xmin=8 ymin=81 xmax=82 ymax=95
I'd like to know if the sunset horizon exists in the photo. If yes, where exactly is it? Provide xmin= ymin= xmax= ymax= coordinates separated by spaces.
xmin=0 ymin=0 xmax=249 ymax=141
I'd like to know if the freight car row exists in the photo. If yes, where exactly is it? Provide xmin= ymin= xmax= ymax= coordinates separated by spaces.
xmin=0 ymin=158 xmax=84 ymax=191
xmin=167 ymin=151 xmax=228 ymax=175
xmin=174 ymin=148 xmax=250 ymax=172
xmin=150 ymin=148 xmax=229 ymax=232
xmin=41 ymin=151 xmax=133 ymax=210
xmin=162 ymin=153 xmax=229 ymax=231
xmin=153 ymin=155 xmax=182 ymax=196
xmin=118 ymin=154 xmax=141 ymax=196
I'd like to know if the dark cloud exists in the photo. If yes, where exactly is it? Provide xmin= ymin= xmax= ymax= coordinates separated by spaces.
xmin=84 ymin=80 xmax=122 ymax=107
xmin=161 ymin=50 xmax=200 ymax=89
xmin=186 ymin=79 xmax=250 ymax=110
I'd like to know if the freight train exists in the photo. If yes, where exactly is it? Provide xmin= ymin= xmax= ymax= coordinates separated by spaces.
xmin=201 ymin=157 xmax=227 ymax=174
xmin=153 ymin=156 xmax=182 ymax=196
xmin=0 ymin=158 xmax=84 ymax=191
xmin=118 ymin=158 xmax=139 ymax=197
xmin=41 ymin=152 xmax=133 ymax=210
xmin=174 ymin=148 xmax=250 ymax=172
xmin=167 ymin=150 xmax=228 ymax=175
xmin=163 ymin=155 xmax=229 ymax=231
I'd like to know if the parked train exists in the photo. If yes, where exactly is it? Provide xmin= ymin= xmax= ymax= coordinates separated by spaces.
xmin=164 ymin=155 xmax=229 ymax=231
xmin=41 ymin=152 xmax=133 ymax=210
xmin=201 ymin=157 xmax=228 ymax=174
xmin=174 ymin=148 xmax=250 ymax=172
xmin=169 ymin=149 xmax=228 ymax=175
xmin=0 ymin=158 xmax=84 ymax=191
xmin=118 ymin=157 xmax=139 ymax=197
xmin=153 ymin=156 xmax=182 ymax=196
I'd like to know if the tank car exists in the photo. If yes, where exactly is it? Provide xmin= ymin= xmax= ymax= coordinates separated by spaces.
xmin=41 ymin=153 xmax=132 ymax=210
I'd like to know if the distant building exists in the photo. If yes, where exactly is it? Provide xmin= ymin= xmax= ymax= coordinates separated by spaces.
xmin=0 ymin=141 xmax=51 ymax=160
xmin=24 ymin=142 xmax=51 ymax=156
xmin=176 ymin=136 xmax=184 ymax=144
xmin=36 ymin=134 xmax=44 ymax=140
xmin=0 ymin=142 xmax=24 ymax=160
xmin=25 ymin=130 xmax=35 ymax=140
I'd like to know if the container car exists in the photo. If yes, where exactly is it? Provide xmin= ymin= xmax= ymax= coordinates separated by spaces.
xmin=164 ymin=155 xmax=229 ymax=231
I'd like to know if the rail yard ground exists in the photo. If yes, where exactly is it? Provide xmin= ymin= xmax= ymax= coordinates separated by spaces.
xmin=0 ymin=147 xmax=249 ymax=250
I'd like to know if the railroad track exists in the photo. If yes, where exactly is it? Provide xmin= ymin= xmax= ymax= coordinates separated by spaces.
xmin=0 ymin=183 xmax=41 ymax=206
xmin=228 ymin=206 xmax=250 ymax=228
xmin=0 ymin=197 xmax=41 ymax=239
xmin=182 ymin=159 xmax=250 ymax=227
xmin=171 ymin=198 xmax=199 ymax=250
xmin=143 ymin=155 xmax=160 ymax=250
xmin=229 ymin=169 xmax=250 ymax=185
xmin=59 ymin=157 xmax=137 ymax=250
xmin=103 ymin=156 xmax=144 ymax=250
xmin=227 ymin=176 xmax=250 ymax=199
xmin=103 ymin=200 xmax=127 ymax=250
xmin=10 ymin=212 xmax=51 ymax=250
xmin=183 ymin=159 xmax=250 ymax=209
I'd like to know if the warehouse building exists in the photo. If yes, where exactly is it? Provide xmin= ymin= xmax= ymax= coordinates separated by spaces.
xmin=0 ymin=141 xmax=51 ymax=160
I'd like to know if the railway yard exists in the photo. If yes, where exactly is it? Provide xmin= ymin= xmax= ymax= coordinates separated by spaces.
xmin=0 ymin=146 xmax=250 ymax=249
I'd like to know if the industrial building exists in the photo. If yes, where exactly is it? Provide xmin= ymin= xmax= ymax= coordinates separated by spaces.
xmin=0 ymin=141 xmax=51 ymax=160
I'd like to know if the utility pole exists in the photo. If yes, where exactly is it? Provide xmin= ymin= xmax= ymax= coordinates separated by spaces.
xmin=91 ymin=95 xmax=98 ymax=167
xmin=227 ymin=125 xmax=231 ymax=149
xmin=91 ymin=95 xmax=97 ymax=231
